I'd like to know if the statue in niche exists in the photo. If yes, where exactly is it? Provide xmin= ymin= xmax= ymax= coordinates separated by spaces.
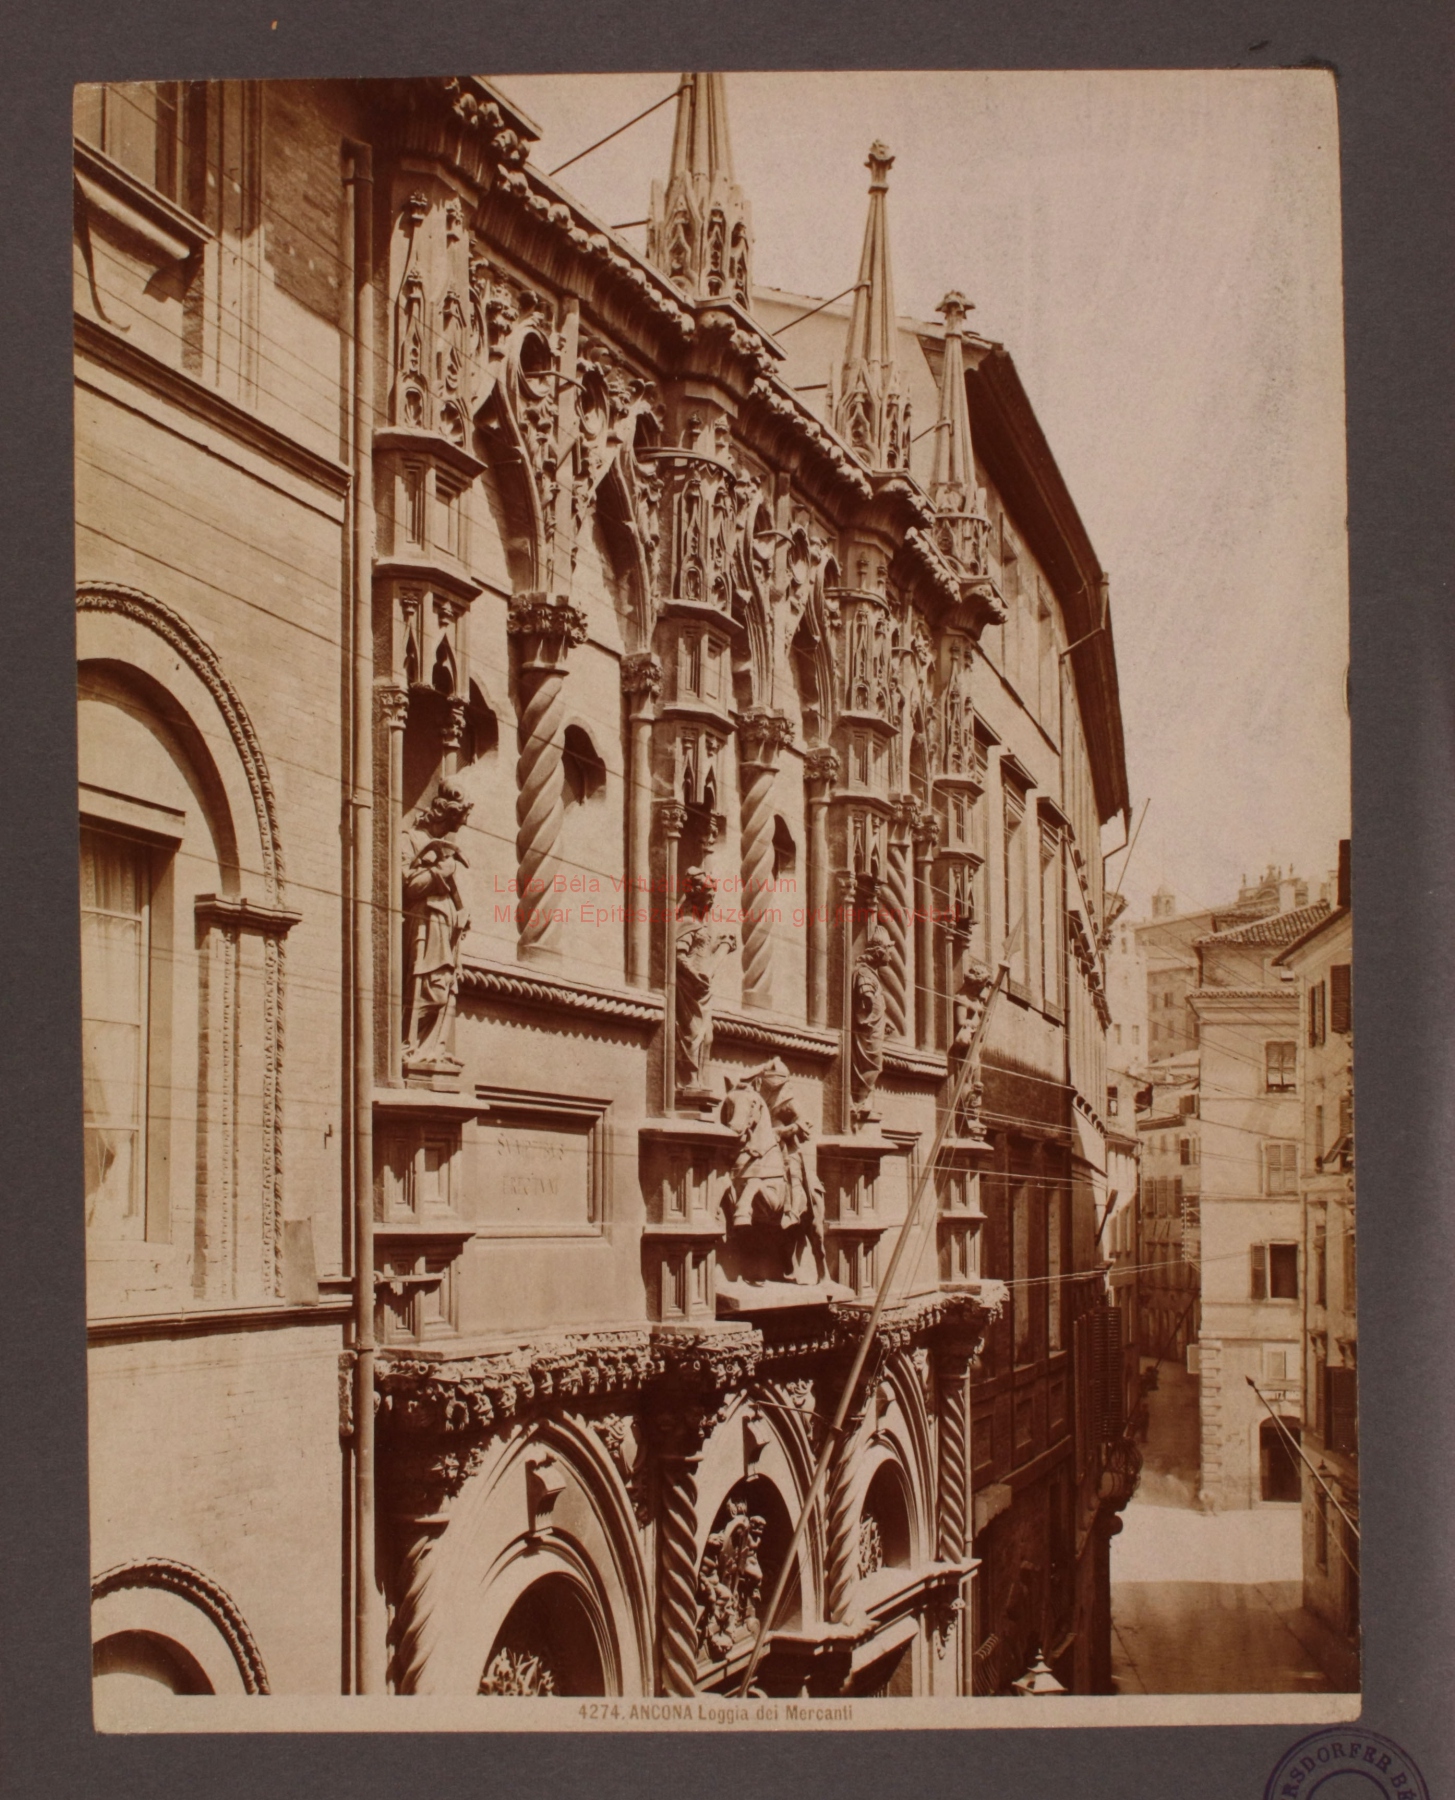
xmin=849 ymin=927 xmax=893 ymax=1126
xmin=720 ymin=1058 xmax=828 ymax=1286
xmin=950 ymin=956 xmax=996 ymax=1144
xmin=675 ymin=865 xmax=736 ymax=1102
xmin=403 ymin=779 xmax=473 ymax=1074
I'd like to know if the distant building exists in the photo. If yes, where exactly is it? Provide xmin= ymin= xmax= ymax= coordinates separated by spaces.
xmin=1134 ymin=1057 xmax=1201 ymax=1365
xmin=1274 ymin=844 xmax=1356 ymax=1689
xmin=1190 ymin=898 xmax=1331 ymax=1511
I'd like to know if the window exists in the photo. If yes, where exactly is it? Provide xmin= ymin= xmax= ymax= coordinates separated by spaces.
xmin=561 ymin=725 xmax=606 ymax=805
xmin=1107 ymin=1085 xmax=1119 ymax=1117
xmin=1179 ymin=1136 xmax=1191 ymax=1166
xmin=1314 ymin=1104 xmax=1325 ymax=1165
xmin=1003 ymin=785 xmax=1027 ymax=988
xmin=1308 ymin=980 xmax=1327 ymax=1047
xmin=1039 ymin=823 xmax=1063 ymax=1014
xmin=1265 ymin=1141 xmax=1299 ymax=1195
xmin=1013 ymin=1185 xmax=1034 ymax=1363
xmin=1343 ymin=1228 xmax=1357 ymax=1313
xmin=1324 ymin=1365 xmax=1358 ymax=1455
xmin=1131 ymin=1025 xmax=1140 ymax=1046
xmin=1265 ymin=1041 xmax=1297 ymax=1092
xmin=1178 ymin=1093 xmax=1198 ymax=1118
xmin=74 ymin=82 xmax=206 ymax=216
xmin=1250 ymin=1242 xmax=1299 ymax=1300
xmin=1329 ymin=963 xmax=1352 ymax=1035
xmin=81 ymin=829 xmax=152 ymax=1241
xmin=1314 ymin=1222 xmax=1327 ymax=1306
xmin=1113 ymin=1024 xmax=1122 ymax=1047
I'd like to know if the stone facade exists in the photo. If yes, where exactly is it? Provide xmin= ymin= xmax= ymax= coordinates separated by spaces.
xmin=74 ymin=73 xmax=1131 ymax=1702
xmin=1273 ymin=849 xmax=1357 ymax=1690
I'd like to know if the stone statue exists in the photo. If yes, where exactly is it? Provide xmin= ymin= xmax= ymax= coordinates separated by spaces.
xmin=849 ymin=927 xmax=893 ymax=1125
xmin=720 ymin=1058 xmax=828 ymax=1285
xmin=697 ymin=1497 xmax=766 ymax=1661
xmin=675 ymin=865 xmax=736 ymax=1102
xmin=951 ymin=957 xmax=995 ymax=1144
xmin=403 ymin=779 xmax=473 ymax=1073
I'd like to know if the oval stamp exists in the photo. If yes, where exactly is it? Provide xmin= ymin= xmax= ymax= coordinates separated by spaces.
xmin=1265 ymin=1729 xmax=1428 ymax=1800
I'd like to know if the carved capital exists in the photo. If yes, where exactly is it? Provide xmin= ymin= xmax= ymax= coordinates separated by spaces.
xmin=736 ymin=708 xmax=793 ymax=771
xmin=805 ymin=746 xmax=841 ymax=791
xmin=621 ymin=651 xmax=663 ymax=707
xmin=507 ymin=595 xmax=588 ymax=671
xmin=378 ymin=683 xmax=411 ymax=731
xmin=913 ymin=810 xmax=941 ymax=859
xmin=656 ymin=801 xmax=690 ymax=840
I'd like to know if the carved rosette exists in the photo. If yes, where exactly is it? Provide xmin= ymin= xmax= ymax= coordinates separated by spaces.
xmin=736 ymin=710 xmax=793 ymax=1009
xmin=507 ymin=597 xmax=588 ymax=960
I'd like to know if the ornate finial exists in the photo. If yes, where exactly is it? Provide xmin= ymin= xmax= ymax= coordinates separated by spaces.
xmin=647 ymin=74 xmax=753 ymax=310
xmin=938 ymin=289 xmax=974 ymax=333
xmin=835 ymin=143 xmax=908 ymax=471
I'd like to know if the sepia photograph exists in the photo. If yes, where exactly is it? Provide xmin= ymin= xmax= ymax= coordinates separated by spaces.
xmin=71 ymin=66 xmax=1357 ymax=1728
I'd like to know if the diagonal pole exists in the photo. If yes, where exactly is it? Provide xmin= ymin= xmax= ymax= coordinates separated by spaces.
xmin=1245 ymin=1378 xmax=1361 ymax=1576
xmin=736 ymin=962 xmax=1010 ymax=1697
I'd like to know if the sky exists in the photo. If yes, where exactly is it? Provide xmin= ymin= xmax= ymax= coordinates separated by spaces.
xmin=496 ymin=71 xmax=1351 ymax=921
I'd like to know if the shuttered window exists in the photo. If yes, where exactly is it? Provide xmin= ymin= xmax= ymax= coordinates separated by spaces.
xmin=1330 ymin=963 xmax=1352 ymax=1035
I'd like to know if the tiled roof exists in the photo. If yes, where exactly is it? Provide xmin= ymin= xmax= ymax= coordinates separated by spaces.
xmin=1195 ymin=901 xmax=1330 ymax=948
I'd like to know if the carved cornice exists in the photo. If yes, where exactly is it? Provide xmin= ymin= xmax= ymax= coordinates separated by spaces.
xmin=882 ymin=1044 xmax=949 ymax=1082
xmin=712 ymin=1009 xmax=839 ymax=1063
xmin=459 ymin=957 xmax=664 ymax=1029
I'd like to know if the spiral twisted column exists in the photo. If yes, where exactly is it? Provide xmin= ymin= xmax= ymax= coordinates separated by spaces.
xmin=736 ymin=711 xmax=792 ymax=1010
xmin=650 ymin=1403 xmax=710 ymax=1695
xmin=936 ymin=1344 xmax=975 ymax=1562
xmin=507 ymin=597 xmax=587 ymax=964
xmin=883 ymin=798 xmax=915 ymax=1040
xmin=388 ymin=1515 xmax=450 ymax=1693
xmin=825 ymin=1385 xmax=872 ymax=1624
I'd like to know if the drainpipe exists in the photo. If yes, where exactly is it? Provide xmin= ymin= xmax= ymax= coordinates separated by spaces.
xmin=344 ymin=139 xmax=384 ymax=1695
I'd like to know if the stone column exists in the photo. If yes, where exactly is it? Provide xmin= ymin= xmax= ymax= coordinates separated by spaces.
xmin=507 ymin=597 xmax=587 ymax=964
xmin=736 ymin=710 xmax=792 ymax=1011
xmin=883 ymin=799 xmax=914 ymax=1041
xmin=657 ymin=802 xmax=688 ymax=1114
xmin=913 ymin=810 xmax=940 ymax=1049
xmin=805 ymin=748 xmax=838 ymax=1026
xmin=825 ymin=1382 xmax=873 ymax=1625
xmin=621 ymin=654 xmax=662 ymax=990
xmin=651 ymin=1405 xmax=709 ymax=1695
xmin=935 ymin=1339 xmax=976 ymax=1562
xmin=379 ymin=683 xmax=411 ymax=1085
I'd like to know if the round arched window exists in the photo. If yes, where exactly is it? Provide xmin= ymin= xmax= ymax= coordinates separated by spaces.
xmin=479 ymin=1574 xmax=607 ymax=1697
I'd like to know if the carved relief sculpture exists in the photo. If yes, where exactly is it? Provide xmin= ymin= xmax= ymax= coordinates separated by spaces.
xmin=675 ymin=865 xmax=736 ymax=1101
xmin=850 ymin=927 xmax=893 ymax=1126
xmin=698 ymin=1498 xmax=766 ymax=1661
xmin=402 ymin=779 xmax=473 ymax=1080
xmin=719 ymin=1058 xmax=830 ymax=1289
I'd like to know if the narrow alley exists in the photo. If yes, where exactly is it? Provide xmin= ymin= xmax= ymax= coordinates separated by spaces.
xmin=1109 ymin=1361 xmax=1344 ymax=1694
